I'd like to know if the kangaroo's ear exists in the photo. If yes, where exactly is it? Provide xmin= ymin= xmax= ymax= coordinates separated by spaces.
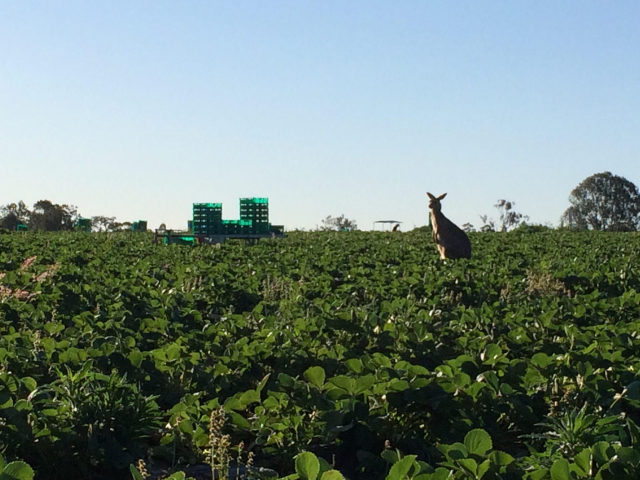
xmin=437 ymin=193 xmax=447 ymax=201
xmin=427 ymin=192 xmax=436 ymax=200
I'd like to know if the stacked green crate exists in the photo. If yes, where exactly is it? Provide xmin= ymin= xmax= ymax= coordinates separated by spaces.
xmin=221 ymin=219 xmax=236 ymax=235
xmin=132 ymin=221 xmax=148 ymax=232
xmin=240 ymin=198 xmax=269 ymax=234
xmin=193 ymin=203 xmax=222 ymax=235
xmin=166 ymin=236 xmax=195 ymax=246
xmin=77 ymin=218 xmax=92 ymax=232
xmin=16 ymin=224 xmax=28 ymax=232
xmin=221 ymin=219 xmax=253 ymax=235
xmin=239 ymin=219 xmax=253 ymax=235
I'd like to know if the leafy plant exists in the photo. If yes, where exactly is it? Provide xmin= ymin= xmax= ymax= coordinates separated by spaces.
xmin=524 ymin=405 xmax=624 ymax=458
xmin=0 ymin=230 xmax=640 ymax=478
xmin=0 ymin=455 xmax=35 ymax=480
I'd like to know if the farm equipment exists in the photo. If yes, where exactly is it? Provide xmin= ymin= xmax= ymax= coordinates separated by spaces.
xmin=156 ymin=197 xmax=285 ymax=245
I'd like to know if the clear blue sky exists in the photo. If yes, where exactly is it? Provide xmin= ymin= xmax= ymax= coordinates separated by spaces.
xmin=2 ymin=2 xmax=639 ymax=230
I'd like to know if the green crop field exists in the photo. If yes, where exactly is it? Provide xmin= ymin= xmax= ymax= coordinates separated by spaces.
xmin=1 ymin=230 xmax=640 ymax=480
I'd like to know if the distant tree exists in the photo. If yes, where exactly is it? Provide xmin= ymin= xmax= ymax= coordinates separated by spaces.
xmin=320 ymin=215 xmax=357 ymax=232
xmin=561 ymin=172 xmax=640 ymax=231
xmin=29 ymin=200 xmax=78 ymax=231
xmin=0 ymin=201 xmax=31 ymax=230
xmin=113 ymin=221 xmax=132 ymax=232
xmin=513 ymin=223 xmax=554 ymax=233
xmin=461 ymin=223 xmax=476 ymax=233
xmin=495 ymin=199 xmax=529 ymax=232
xmin=560 ymin=206 xmax=586 ymax=231
xmin=479 ymin=215 xmax=496 ymax=232
xmin=0 ymin=212 xmax=19 ymax=231
xmin=91 ymin=216 xmax=117 ymax=232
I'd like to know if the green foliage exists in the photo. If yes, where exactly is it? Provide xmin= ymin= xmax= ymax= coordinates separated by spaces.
xmin=512 ymin=223 xmax=553 ymax=234
xmin=0 ymin=456 xmax=34 ymax=480
xmin=524 ymin=404 xmax=624 ymax=457
xmin=1 ymin=230 xmax=640 ymax=479
xmin=464 ymin=429 xmax=492 ymax=456
xmin=295 ymin=452 xmax=320 ymax=479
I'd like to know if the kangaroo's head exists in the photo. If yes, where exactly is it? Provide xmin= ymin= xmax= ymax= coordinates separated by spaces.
xmin=427 ymin=192 xmax=447 ymax=212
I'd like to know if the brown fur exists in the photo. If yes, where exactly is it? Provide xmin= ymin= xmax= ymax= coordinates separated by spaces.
xmin=427 ymin=192 xmax=472 ymax=259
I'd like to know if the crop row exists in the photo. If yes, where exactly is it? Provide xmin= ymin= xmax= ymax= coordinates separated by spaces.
xmin=1 ymin=231 xmax=640 ymax=479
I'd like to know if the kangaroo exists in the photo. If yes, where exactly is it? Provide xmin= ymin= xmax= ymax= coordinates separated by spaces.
xmin=427 ymin=192 xmax=472 ymax=259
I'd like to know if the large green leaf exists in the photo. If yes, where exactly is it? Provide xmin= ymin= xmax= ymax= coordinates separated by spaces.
xmin=128 ymin=350 xmax=143 ymax=368
xmin=304 ymin=367 xmax=326 ymax=388
xmin=329 ymin=376 xmax=356 ymax=395
xmin=550 ymin=459 xmax=572 ymax=480
xmin=416 ymin=468 xmax=451 ymax=480
xmin=592 ymin=442 xmax=614 ymax=464
xmin=489 ymin=451 xmax=514 ymax=466
xmin=164 ymin=473 xmax=185 ymax=480
xmin=320 ymin=471 xmax=345 ymax=480
xmin=573 ymin=449 xmax=590 ymax=475
xmin=239 ymin=389 xmax=261 ymax=406
xmin=482 ymin=344 xmax=502 ymax=363
xmin=457 ymin=458 xmax=477 ymax=476
xmin=627 ymin=418 xmax=640 ymax=447
xmin=20 ymin=378 xmax=36 ymax=392
xmin=464 ymin=429 xmax=493 ymax=456
xmin=615 ymin=446 xmax=640 ymax=465
xmin=0 ymin=462 xmax=35 ymax=480
xmin=531 ymin=352 xmax=552 ymax=368
xmin=295 ymin=452 xmax=320 ymax=480
xmin=355 ymin=375 xmax=376 ymax=393
xmin=386 ymin=455 xmax=416 ymax=480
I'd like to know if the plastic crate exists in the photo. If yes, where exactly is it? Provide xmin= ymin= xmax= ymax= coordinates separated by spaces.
xmin=166 ymin=236 xmax=196 ymax=246
xmin=132 ymin=221 xmax=147 ymax=232
xmin=76 ymin=218 xmax=92 ymax=232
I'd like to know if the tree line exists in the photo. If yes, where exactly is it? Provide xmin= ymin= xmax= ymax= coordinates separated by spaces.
xmin=3 ymin=172 xmax=640 ymax=233
xmin=0 ymin=200 xmax=132 ymax=232
xmin=474 ymin=172 xmax=640 ymax=232
xmin=324 ymin=172 xmax=640 ymax=234
xmin=464 ymin=172 xmax=640 ymax=233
